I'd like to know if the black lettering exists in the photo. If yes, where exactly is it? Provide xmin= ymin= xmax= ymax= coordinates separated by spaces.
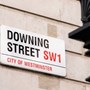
xmin=38 ymin=38 xmax=43 ymax=47
xmin=13 ymin=43 xmax=18 ymax=53
xmin=35 ymin=37 xmax=37 ymax=46
xmin=25 ymin=46 xmax=29 ymax=56
xmin=30 ymin=48 xmax=35 ymax=57
xmin=14 ymin=32 xmax=19 ymax=41
xmin=28 ymin=36 xmax=34 ymax=45
xmin=7 ymin=42 xmax=12 ymax=52
xmin=19 ymin=45 xmax=24 ymax=54
xmin=20 ymin=33 xmax=28 ymax=43
xmin=7 ymin=30 xmax=13 ymax=40
xmin=44 ymin=39 xmax=49 ymax=48
xmin=35 ymin=48 xmax=40 ymax=58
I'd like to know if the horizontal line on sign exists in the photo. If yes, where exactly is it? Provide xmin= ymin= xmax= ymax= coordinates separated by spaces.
xmin=1 ymin=53 xmax=66 ymax=68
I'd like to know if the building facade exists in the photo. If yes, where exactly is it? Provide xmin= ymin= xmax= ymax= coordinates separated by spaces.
xmin=0 ymin=0 xmax=90 ymax=90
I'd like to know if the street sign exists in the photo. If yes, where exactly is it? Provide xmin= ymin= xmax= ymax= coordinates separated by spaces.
xmin=0 ymin=25 xmax=66 ymax=76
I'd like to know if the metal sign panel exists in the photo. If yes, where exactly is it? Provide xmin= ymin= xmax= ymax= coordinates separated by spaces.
xmin=0 ymin=25 xmax=66 ymax=76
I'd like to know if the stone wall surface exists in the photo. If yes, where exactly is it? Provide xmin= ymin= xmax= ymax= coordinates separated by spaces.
xmin=0 ymin=0 xmax=82 ymax=26
xmin=0 ymin=0 xmax=90 ymax=90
